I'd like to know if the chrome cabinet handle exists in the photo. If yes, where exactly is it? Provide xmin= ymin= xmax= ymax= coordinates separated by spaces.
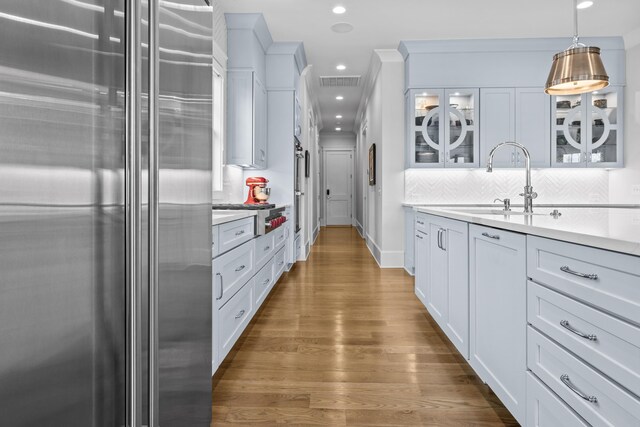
xmin=415 ymin=234 xmax=423 ymax=240
xmin=416 ymin=220 xmax=425 ymax=225
xmin=436 ymin=229 xmax=441 ymax=249
xmin=560 ymin=374 xmax=598 ymax=403
xmin=262 ymin=278 xmax=270 ymax=286
xmin=279 ymin=261 xmax=285 ymax=266
xmin=264 ymin=246 xmax=270 ymax=251
xmin=216 ymin=273 xmax=223 ymax=300
xmin=560 ymin=266 xmax=598 ymax=280
xmin=235 ymin=230 xmax=245 ymax=236
xmin=438 ymin=229 xmax=446 ymax=251
xmin=482 ymin=232 xmax=500 ymax=240
xmin=560 ymin=320 xmax=597 ymax=341
xmin=235 ymin=265 xmax=246 ymax=272
xmin=235 ymin=309 xmax=246 ymax=319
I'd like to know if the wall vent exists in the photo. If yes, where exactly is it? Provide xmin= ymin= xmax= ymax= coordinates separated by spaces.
xmin=319 ymin=75 xmax=361 ymax=87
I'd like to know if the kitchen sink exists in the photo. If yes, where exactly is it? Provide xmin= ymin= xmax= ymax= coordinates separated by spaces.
xmin=448 ymin=208 xmax=549 ymax=216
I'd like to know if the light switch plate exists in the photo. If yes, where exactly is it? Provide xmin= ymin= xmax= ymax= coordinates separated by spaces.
xmin=632 ymin=185 xmax=640 ymax=196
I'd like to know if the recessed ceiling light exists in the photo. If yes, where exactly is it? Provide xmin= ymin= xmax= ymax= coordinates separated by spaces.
xmin=331 ymin=22 xmax=354 ymax=33
xmin=335 ymin=127 xmax=342 ymax=131
xmin=332 ymin=5 xmax=346 ymax=14
xmin=336 ymin=96 xmax=344 ymax=100
xmin=453 ymin=92 xmax=460 ymax=96
xmin=577 ymin=1 xmax=593 ymax=9
xmin=422 ymin=92 xmax=427 ymax=96
xmin=336 ymin=115 xmax=343 ymax=119
xmin=336 ymin=64 xmax=346 ymax=71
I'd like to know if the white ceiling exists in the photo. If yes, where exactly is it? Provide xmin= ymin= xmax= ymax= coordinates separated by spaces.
xmin=218 ymin=0 xmax=640 ymax=134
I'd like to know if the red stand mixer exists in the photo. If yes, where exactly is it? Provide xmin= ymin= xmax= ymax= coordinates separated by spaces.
xmin=244 ymin=177 xmax=271 ymax=205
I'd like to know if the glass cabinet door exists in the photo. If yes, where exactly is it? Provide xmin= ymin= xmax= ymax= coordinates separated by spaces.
xmin=552 ymin=94 xmax=585 ymax=166
xmin=587 ymin=87 xmax=622 ymax=167
xmin=412 ymin=90 xmax=443 ymax=166
xmin=445 ymin=89 xmax=478 ymax=167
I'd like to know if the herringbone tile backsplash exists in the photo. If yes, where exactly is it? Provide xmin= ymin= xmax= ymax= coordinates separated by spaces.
xmin=405 ymin=169 xmax=609 ymax=204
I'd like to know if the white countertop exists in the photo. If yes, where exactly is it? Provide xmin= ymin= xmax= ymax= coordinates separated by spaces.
xmin=415 ymin=206 xmax=640 ymax=257
xmin=212 ymin=210 xmax=257 ymax=226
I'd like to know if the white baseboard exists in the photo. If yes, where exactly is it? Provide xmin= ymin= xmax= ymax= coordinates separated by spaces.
xmin=355 ymin=220 xmax=364 ymax=238
xmin=404 ymin=266 xmax=415 ymax=276
xmin=366 ymin=234 xmax=382 ymax=267
xmin=312 ymin=225 xmax=320 ymax=244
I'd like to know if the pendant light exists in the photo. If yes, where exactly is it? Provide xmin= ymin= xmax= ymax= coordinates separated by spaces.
xmin=545 ymin=0 xmax=609 ymax=95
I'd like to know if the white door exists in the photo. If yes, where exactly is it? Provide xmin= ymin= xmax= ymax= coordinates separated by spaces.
xmin=324 ymin=150 xmax=352 ymax=226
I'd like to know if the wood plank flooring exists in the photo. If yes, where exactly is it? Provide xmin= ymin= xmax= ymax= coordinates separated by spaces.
xmin=212 ymin=227 xmax=518 ymax=426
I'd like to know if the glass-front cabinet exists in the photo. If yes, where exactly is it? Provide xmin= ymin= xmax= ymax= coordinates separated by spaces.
xmin=551 ymin=86 xmax=623 ymax=168
xmin=407 ymin=88 xmax=479 ymax=168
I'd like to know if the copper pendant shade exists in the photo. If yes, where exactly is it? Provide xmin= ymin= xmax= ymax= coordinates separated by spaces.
xmin=544 ymin=0 xmax=609 ymax=95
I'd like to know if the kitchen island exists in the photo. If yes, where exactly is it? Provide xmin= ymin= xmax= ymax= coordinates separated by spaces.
xmin=407 ymin=204 xmax=640 ymax=426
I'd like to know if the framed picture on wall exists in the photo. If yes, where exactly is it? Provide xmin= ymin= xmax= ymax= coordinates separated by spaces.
xmin=304 ymin=150 xmax=310 ymax=178
xmin=368 ymin=143 xmax=376 ymax=186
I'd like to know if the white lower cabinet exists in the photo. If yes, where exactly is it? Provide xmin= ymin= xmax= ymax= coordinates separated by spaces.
xmin=469 ymin=224 xmax=527 ymax=425
xmin=414 ymin=213 xmax=469 ymax=359
xmin=212 ymin=223 xmax=290 ymax=375
xmin=528 ymin=326 xmax=640 ymax=427
xmin=218 ymin=278 xmax=254 ymax=363
xmin=527 ymin=372 xmax=588 ymax=427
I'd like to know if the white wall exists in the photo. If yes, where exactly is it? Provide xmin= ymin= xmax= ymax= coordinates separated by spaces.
xmin=357 ymin=49 xmax=405 ymax=267
xmin=610 ymin=41 xmax=640 ymax=203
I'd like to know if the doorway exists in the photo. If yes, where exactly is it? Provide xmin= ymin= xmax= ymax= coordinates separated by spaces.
xmin=323 ymin=149 xmax=353 ymax=226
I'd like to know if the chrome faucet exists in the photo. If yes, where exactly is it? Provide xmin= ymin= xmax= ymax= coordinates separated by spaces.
xmin=486 ymin=142 xmax=538 ymax=213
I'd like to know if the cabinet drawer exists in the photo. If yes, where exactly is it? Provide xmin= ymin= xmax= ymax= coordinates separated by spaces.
xmin=213 ymin=240 xmax=254 ymax=309
xmin=217 ymin=217 xmax=254 ymax=255
xmin=218 ymin=278 xmax=254 ymax=363
xmin=527 ymin=235 xmax=640 ymax=325
xmin=254 ymin=259 xmax=274 ymax=309
xmin=254 ymin=233 xmax=275 ymax=272
xmin=274 ymin=245 xmax=286 ymax=281
xmin=528 ymin=281 xmax=640 ymax=397
xmin=415 ymin=212 xmax=428 ymax=234
xmin=527 ymin=372 xmax=588 ymax=427
xmin=273 ymin=225 xmax=287 ymax=249
xmin=528 ymin=326 xmax=640 ymax=427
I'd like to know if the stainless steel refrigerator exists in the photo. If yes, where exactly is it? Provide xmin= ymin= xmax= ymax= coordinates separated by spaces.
xmin=0 ymin=1 xmax=213 ymax=426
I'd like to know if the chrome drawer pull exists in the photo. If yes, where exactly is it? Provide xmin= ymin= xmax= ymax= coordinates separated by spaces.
xmin=481 ymin=232 xmax=500 ymax=240
xmin=235 ymin=230 xmax=245 ymax=236
xmin=415 ymin=234 xmax=423 ymax=240
xmin=416 ymin=220 xmax=425 ymax=225
xmin=560 ymin=374 xmax=598 ymax=403
xmin=264 ymin=246 xmax=270 ymax=251
xmin=235 ymin=265 xmax=246 ymax=272
xmin=560 ymin=266 xmax=598 ymax=280
xmin=560 ymin=320 xmax=597 ymax=341
xmin=262 ymin=279 xmax=270 ymax=286
xmin=216 ymin=273 xmax=223 ymax=300
xmin=235 ymin=309 xmax=246 ymax=319
xmin=279 ymin=261 xmax=285 ymax=266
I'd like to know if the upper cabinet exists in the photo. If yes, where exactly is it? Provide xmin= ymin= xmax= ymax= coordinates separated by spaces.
xmin=480 ymin=87 xmax=551 ymax=168
xmin=399 ymin=37 xmax=626 ymax=170
xmin=408 ymin=88 xmax=479 ymax=168
xmin=551 ymin=86 xmax=623 ymax=168
xmin=225 ymin=14 xmax=273 ymax=169
xmin=227 ymin=71 xmax=267 ymax=168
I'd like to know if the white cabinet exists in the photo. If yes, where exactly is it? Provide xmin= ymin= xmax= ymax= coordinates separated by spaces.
xmin=414 ymin=213 xmax=469 ymax=359
xmin=407 ymin=88 xmax=479 ymax=168
xmin=527 ymin=372 xmax=589 ymax=427
xmin=227 ymin=70 xmax=267 ymax=169
xmin=218 ymin=278 xmax=254 ymax=362
xmin=551 ymin=86 xmax=623 ymax=168
xmin=414 ymin=221 xmax=428 ymax=307
xmin=469 ymin=224 xmax=526 ymax=425
xmin=479 ymin=87 xmax=550 ymax=168
xmin=404 ymin=207 xmax=415 ymax=275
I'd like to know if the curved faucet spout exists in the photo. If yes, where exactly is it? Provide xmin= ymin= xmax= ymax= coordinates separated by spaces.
xmin=486 ymin=141 xmax=537 ymax=213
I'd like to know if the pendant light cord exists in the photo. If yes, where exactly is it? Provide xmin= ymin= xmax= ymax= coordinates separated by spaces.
xmin=571 ymin=0 xmax=585 ymax=48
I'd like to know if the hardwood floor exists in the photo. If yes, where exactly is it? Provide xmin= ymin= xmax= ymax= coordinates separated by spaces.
xmin=212 ymin=227 xmax=518 ymax=426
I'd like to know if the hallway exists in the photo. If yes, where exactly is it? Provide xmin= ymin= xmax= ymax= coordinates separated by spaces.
xmin=212 ymin=227 xmax=518 ymax=426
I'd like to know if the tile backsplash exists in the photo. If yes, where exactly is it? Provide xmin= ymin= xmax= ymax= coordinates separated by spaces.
xmin=405 ymin=169 xmax=609 ymax=204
